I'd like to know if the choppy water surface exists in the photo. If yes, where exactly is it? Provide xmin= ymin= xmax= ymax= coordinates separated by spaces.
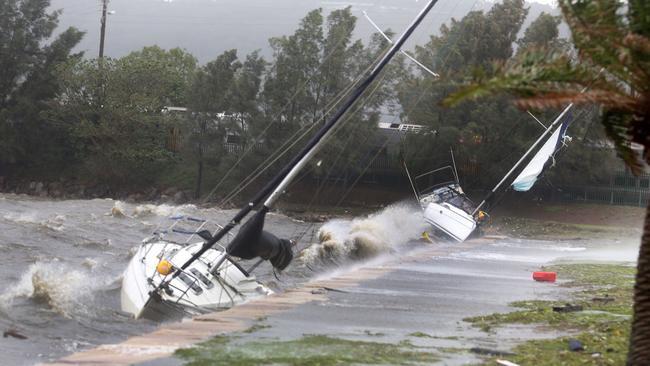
xmin=0 ymin=193 xmax=639 ymax=365
xmin=0 ymin=194 xmax=425 ymax=365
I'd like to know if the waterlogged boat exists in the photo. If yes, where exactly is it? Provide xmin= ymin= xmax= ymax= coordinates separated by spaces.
xmin=120 ymin=0 xmax=442 ymax=320
xmin=407 ymin=165 xmax=478 ymax=242
xmin=120 ymin=216 xmax=275 ymax=320
xmin=408 ymin=104 xmax=575 ymax=242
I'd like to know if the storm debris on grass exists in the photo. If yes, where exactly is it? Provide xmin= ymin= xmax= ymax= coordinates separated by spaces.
xmin=465 ymin=263 xmax=634 ymax=366
xmin=175 ymin=335 xmax=439 ymax=366
xmin=408 ymin=331 xmax=434 ymax=338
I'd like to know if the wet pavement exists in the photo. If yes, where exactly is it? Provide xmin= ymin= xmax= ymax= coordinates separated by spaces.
xmin=45 ymin=235 xmax=639 ymax=365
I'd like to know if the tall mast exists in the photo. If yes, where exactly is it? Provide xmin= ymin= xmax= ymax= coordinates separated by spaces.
xmin=262 ymin=0 xmax=440 ymax=209
xmin=155 ymin=0 xmax=441 ymax=290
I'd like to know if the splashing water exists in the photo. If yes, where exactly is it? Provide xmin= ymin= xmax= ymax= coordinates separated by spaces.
xmin=132 ymin=203 xmax=197 ymax=218
xmin=109 ymin=201 xmax=129 ymax=218
xmin=3 ymin=213 xmax=66 ymax=232
xmin=0 ymin=261 xmax=105 ymax=318
xmin=108 ymin=201 xmax=197 ymax=218
xmin=300 ymin=203 xmax=427 ymax=265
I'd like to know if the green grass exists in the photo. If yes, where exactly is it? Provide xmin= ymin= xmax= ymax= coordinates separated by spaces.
xmin=504 ymin=322 xmax=629 ymax=366
xmin=465 ymin=263 xmax=635 ymax=366
xmin=175 ymin=335 xmax=439 ymax=366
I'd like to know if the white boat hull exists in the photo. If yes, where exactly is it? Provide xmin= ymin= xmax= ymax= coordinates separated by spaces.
xmin=121 ymin=241 xmax=272 ymax=320
xmin=423 ymin=202 xmax=476 ymax=242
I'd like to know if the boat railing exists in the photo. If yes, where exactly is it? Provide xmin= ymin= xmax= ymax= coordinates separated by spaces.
xmin=154 ymin=257 xmax=238 ymax=309
xmin=143 ymin=215 xmax=234 ymax=276
xmin=158 ymin=215 xmax=233 ymax=251
xmin=413 ymin=166 xmax=458 ymax=197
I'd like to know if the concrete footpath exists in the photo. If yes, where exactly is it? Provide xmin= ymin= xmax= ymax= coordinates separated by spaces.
xmin=44 ymin=236 xmax=627 ymax=366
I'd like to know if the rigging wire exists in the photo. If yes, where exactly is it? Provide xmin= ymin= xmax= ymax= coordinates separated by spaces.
xmin=204 ymin=0 xmax=467 ymax=206
xmin=215 ymin=45 xmax=393 ymax=207
xmin=287 ymin=0 xmax=484 ymax=257
xmin=335 ymin=139 xmax=392 ymax=207
xmin=219 ymin=0 xmax=483 ymax=273
xmin=219 ymin=67 xmax=386 ymax=208
xmin=201 ymin=30 xmax=365 ymax=205
xmin=285 ymin=73 xmax=391 ymax=243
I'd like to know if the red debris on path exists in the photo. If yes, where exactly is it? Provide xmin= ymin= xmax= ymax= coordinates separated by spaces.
xmin=533 ymin=271 xmax=557 ymax=282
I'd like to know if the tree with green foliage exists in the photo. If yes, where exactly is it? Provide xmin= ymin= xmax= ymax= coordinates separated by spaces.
xmin=263 ymin=9 xmax=324 ymax=129
xmin=115 ymin=46 xmax=197 ymax=109
xmin=415 ymin=0 xmax=528 ymax=76
xmin=444 ymin=1 xmax=650 ymax=364
xmin=186 ymin=49 xmax=242 ymax=198
xmin=516 ymin=12 xmax=565 ymax=52
xmin=256 ymin=7 xmax=402 ymax=198
xmin=399 ymin=0 xmax=531 ymax=189
xmin=0 ymin=0 xmax=83 ymax=175
xmin=51 ymin=47 xmax=197 ymax=188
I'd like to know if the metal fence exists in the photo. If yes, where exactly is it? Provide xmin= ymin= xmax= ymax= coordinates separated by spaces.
xmin=546 ymin=185 xmax=650 ymax=207
xmin=539 ymin=171 xmax=650 ymax=207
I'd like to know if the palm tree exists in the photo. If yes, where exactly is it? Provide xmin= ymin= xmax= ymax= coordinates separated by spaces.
xmin=445 ymin=1 xmax=649 ymax=364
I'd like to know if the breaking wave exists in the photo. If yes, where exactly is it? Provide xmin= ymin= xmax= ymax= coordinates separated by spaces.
xmin=108 ymin=201 xmax=197 ymax=218
xmin=133 ymin=203 xmax=197 ymax=218
xmin=299 ymin=203 xmax=427 ymax=265
xmin=108 ymin=201 xmax=130 ymax=218
xmin=0 ymin=261 xmax=105 ymax=318
xmin=2 ymin=213 xmax=66 ymax=231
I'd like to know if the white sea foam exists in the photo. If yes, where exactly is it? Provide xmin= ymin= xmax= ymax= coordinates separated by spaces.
xmin=300 ymin=203 xmax=427 ymax=264
xmin=3 ymin=213 xmax=65 ymax=231
xmin=109 ymin=201 xmax=130 ymax=218
xmin=0 ymin=261 xmax=101 ymax=318
xmin=108 ymin=201 xmax=197 ymax=218
xmin=132 ymin=203 xmax=196 ymax=218
xmin=42 ymin=215 xmax=66 ymax=231
xmin=82 ymin=258 xmax=99 ymax=270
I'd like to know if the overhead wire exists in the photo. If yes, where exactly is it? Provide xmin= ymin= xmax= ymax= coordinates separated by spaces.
xmin=285 ymin=0 xmax=478 ymax=247
xmin=201 ymin=27 xmax=365 ymax=205
xmin=215 ymin=39 xmax=394 ymax=207
xmin=287 ymin=0 xmax=483 ymax=249
xmin=286 ymin=71 xmax=391 ymax=243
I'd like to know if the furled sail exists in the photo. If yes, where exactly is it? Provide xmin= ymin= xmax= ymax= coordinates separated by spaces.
xmin=511 ymin=109 xmax=572 ymax=192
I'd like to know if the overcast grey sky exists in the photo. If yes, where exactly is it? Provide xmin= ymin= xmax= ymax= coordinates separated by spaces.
xmin=51 ymin=0 xmax=557 ymax=63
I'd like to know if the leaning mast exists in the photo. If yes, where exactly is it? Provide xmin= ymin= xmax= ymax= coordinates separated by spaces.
xmin=152 ymin=0 xmax=441 ymax=294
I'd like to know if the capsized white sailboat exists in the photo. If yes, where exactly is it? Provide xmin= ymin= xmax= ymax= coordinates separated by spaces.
xmin=405 ymin=162 xmax=478 ymax=242
xmin=120 ymin=0 xmax=442 ymax=320
xmin=120 ymin=216 xmax=276 ymax=320
xmin=408 ymin=103 xmax=575 ymax=242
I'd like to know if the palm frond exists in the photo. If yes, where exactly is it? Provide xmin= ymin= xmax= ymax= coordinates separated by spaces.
xmin=513 ymin=90 xmax=638 ymax=111
xmin=445 ymin=0 xmax=650 ymax=175
xmin=601 ymin=108 xmax=645 ymax=175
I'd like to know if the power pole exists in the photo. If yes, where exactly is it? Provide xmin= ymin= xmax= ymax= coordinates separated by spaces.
xmin=99 ymin=0 xmax=108 ymax=58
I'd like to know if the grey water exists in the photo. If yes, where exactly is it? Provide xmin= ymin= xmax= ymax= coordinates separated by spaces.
xmin=0 ymin=193 xmax=640 ymax=365
xmin=0 ymin=194 xmax=321 ymax=365
xmin=0 ymin=193 xmax=427 ymax=365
